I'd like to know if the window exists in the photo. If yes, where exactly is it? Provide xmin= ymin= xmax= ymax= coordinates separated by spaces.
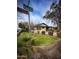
xmin=48 ymin=31 xmax=53 ymax=35
xmin=42 ymin=31 xmax=45 ymax=34
xmin=42 ymin=27 xmax=45 ymax=28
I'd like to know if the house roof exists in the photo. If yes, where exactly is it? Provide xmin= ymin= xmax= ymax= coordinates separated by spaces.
xmin=34 ymin=23 xmax=57 ymax=28
xmin=35 ymin=23 xmax=48 ymax=27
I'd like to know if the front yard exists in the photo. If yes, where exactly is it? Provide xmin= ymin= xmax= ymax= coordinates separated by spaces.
xmin=17 ymin=32 xmax=57 ymax=56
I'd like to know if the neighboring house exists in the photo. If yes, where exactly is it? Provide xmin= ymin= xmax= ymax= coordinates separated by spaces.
xmin=33 ymin=23 xmax=57 ymax=36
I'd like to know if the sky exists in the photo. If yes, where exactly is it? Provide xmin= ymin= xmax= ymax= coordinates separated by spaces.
xmin=17 ymin=0 xmax=59 ymax=27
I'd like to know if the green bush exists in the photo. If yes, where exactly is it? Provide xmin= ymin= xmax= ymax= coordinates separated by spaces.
xmin=17 ymin=32 xmax=56 ymax=46
xmin=32 ymin=34 xmax=55 ymax=45
xmin=17 ymin=32 xmax=57 ymax=55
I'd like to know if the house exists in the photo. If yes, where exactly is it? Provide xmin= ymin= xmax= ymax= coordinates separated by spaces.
xmin=33 ymin=23 xmax=58 ymax=36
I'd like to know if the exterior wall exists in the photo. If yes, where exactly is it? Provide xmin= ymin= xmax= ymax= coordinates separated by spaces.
xmin=34 ymin=27 xmax=47 ymax=34
xmin=33 ymin=27 xmax=56 ymax=36
xmin=53 ymin=31 xmax=58 ymax=37
xmin=40 ymin=27 xmax=46 ymax=34
xmin=34 ymin=27 xmax=38 ymax=33
xmin=46 ymin=31 xmax=48 ymax=35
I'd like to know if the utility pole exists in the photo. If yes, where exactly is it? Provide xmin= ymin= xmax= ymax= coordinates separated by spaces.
xmin=28 ymin=0 xmax=31 ymax=32
xmin=18 ymin=0 xmax=33 ymax=32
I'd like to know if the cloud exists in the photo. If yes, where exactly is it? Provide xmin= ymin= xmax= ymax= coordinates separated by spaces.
xmin=30 ymin=13 xmax=42 ymax=24
xmin=30 ymin=0 xmax=53 ymax=16
xmin=17 ymin=0 xmax=58 ymax=27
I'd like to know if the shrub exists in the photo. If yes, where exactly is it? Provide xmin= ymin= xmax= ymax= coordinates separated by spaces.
xmin=32 ymin=34 xmax=56 ymax=45
xmin=17 ymin=32 xmax=57 ymax=55
xmin=18 ymin=32 xmax=56 ymax=46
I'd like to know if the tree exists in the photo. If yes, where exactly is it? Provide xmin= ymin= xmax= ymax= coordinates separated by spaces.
xmin=18 ymin=22 xmax=29 ymax=32
xmin=43 ymin=0 xmax=61 ymax=31
xmin=18 ymin=21 xmax=35 ymax=33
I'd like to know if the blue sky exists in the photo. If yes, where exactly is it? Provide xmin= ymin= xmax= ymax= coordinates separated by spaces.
xmin=17 ymin=0 xmax=59 ymax=26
